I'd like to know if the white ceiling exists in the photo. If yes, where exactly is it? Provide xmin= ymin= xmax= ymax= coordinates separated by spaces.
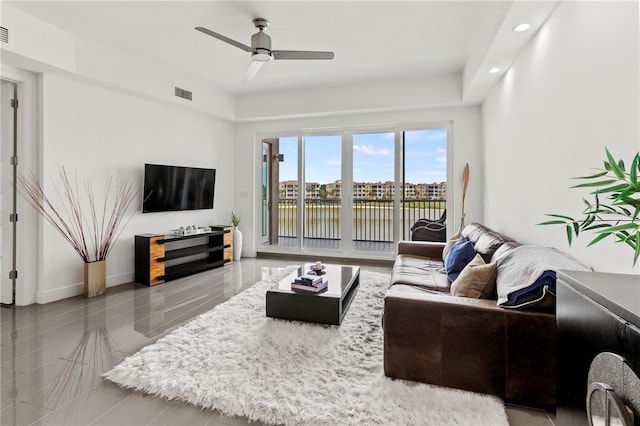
xmin=6 ymin=1 xmax=558 ymax=99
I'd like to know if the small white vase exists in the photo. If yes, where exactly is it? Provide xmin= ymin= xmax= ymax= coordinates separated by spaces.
xmin=233 ymin=226 xmax=242 ymax=261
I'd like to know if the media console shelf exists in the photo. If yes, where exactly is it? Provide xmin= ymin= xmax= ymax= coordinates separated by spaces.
xmin=135 ymin=225 xmax=233 ymax=286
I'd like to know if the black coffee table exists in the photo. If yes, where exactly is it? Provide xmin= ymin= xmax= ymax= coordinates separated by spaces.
xmin=266 ymin=263 xmax=360 ymax=325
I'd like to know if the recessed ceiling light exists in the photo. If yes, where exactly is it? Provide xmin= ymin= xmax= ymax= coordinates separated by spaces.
xmin=513 ymin=23 xmax=531 ymax=32
xmin=488 ymin=67 xmax=501 ymax=74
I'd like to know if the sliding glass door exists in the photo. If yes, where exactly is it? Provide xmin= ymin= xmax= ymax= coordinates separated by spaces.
xmin=352 ymin=132 xmax=395 ymax=253
xmin=402 ymin=129 xmax=448 ymax=241
xmin=303 ymin=134 xmax=342 ymax=251
xmin=260 ymin=124 xmax=449 ymax=256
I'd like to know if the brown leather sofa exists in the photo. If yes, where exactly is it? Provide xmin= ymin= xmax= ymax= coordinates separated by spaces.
xmin=383 ymin=223 xmax=556 ymax=407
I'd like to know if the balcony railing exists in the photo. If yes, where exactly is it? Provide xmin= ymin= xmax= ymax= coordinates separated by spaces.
xmin=277 ymin=198 xmax=446 ymax=242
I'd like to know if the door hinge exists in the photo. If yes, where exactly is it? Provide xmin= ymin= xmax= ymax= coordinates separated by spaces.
xmin=10 ymin=156 xmax=18 ymax=166
xmin=9 ymin=213 xmax=18 ymax=222
xmin=10 ymin=99 xmax=18 ymax=109
xmin=9 ymin=270 xmax=17 ymax=280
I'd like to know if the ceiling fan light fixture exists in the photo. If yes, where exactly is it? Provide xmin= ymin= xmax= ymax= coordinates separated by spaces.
xmin=252 ymin=50 xmax=273 ymax=62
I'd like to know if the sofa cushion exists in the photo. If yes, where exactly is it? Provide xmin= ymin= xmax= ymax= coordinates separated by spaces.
xmin=462 ymin=223 xmax=517 ymax=263
xmin=444 ymin=236 xmax=476 ymax=282
xmin=450 ymin=254 xmax=497 ymax=299
xmin=391 ymin=255 xmax=450 ymax=292
xmin=496 ymin=245 xmax=591 ymax=309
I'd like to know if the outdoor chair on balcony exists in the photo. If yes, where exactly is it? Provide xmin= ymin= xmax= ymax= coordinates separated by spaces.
xmin=410 ymin=210 xmax=447 ymax=242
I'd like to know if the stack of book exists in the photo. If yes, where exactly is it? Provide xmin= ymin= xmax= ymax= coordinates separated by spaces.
xmin=291 ymin=274 xmax=328 ymax=293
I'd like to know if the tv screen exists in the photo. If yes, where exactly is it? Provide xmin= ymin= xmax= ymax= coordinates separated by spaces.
xmin=143 ymin=164 xmax=216 ymax=213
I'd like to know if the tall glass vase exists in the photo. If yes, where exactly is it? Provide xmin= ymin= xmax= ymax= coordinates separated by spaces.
xmin=233 ymin=226 xmax=242 ymax=261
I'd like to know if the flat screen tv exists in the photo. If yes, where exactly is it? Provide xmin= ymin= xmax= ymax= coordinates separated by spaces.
xmin=143 ymin=164 xmax=216 ymax=213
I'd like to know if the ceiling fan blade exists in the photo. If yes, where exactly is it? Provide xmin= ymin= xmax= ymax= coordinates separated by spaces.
xmin=243 ymin=60 xmax=264 ymax=82
xmin=195 ymin=26 xmax=252 ymax=52
xmin=273 ymin=50 xmax=335 ymax=60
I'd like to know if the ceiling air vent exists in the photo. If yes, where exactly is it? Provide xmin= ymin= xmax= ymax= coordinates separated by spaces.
xmin=174 ymin=86 xmax=192 ymax=101
xmin=0 ymin=27 xmax=8 ymax=44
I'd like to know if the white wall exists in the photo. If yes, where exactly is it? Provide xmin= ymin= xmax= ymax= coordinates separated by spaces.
xmin=235 ymin=106 xmax=483 ymax=257
xmin=482 ymin=1 xmax=639 ymax=274
xmin=36 ymin=73 xmax=234 ymax=303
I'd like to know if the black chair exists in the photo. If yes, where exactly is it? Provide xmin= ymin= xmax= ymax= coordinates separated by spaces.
xmin=410 ymin=210 xmax=447 ymax=242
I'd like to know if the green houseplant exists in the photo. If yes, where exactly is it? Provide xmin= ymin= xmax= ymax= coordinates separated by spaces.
xmin=231 ymin=211 xmax=240 ymax=227
xmin=539 ymin=148 xmax=640 ymax=265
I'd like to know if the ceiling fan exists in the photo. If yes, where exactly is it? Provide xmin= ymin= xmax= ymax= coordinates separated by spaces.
xmin=195 ymin=18 xmax=335 ymax=81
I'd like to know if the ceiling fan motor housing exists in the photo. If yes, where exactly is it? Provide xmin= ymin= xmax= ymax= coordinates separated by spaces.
xmin=251 ymin=30 xmax=272 ymax=62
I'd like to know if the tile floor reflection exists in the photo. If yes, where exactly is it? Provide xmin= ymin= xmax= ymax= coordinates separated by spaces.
xmin=0 ymin=257 xmax=553 ymax=425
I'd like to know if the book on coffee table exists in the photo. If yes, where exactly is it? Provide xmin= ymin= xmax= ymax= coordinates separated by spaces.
xmin=291 ymin=276 xmax=328 ymax=293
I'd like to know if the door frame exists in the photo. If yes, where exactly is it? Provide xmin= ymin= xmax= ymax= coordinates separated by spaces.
xmin=1 ymin=80 xmax=17 ymax=305
xmin=261 ymin=138 xmax=280 ymax=244
xmin=1 ymin=65 xmax=39 ymax=306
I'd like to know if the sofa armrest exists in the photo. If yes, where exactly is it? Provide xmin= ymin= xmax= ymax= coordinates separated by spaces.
xmin=397 ymin=240 xmax=445 ymax=259
xmin=383 ymin=287 xmax=556 ymax=406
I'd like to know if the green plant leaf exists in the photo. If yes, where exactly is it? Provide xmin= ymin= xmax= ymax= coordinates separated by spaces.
xmin=587 ymin=232 xmax=612 ymax=247
xmin=583 ymin=223 xmax=613 ymax=231
xmin=566 ymin=225 xmax=573 ymax=246
xmin=538 ymin=220 xmax=569 ymax=226
xmin=606 ymin=148 xmax=625 ymax=179
xmin=581 ymin=214 xmax=596 ymax=229
xmin=619 ymin=234 xmax=637 ymax=251
xmin=618 ymin=159 xmax=626 ymax=172
xmin=631 ymin=154 xmax=638 ymax=184
xmin=613 ymin=187 xmax=638 ymax=202
xmin=635 ymin=232 xmax=640 ymax=265
xmin=619 ymin=196 xmax=640 ymax=207
xmin=595 ymin=222 xmax=638 ymax=233
xmin=594 ymin=183 xmax=633 ymax=194
xmin=617 ymin=206 xmax=632 ymax=216
xmin=571 ymin=179 xmax=619 ymax=188
xmin=573 ymin=221 xmax=580 ymax=237
xmin=545 ymin=213 xmax=575 ymax=221
xmin=573 ymin=171 xmax=610 ymax=180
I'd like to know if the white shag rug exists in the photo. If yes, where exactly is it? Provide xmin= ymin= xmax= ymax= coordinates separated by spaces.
xmin=104 ymin=267 xmax=508 ymax=425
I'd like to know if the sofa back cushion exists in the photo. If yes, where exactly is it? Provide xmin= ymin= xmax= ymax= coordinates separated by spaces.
xmin=462 ymin=223 xmax=518 ymax=263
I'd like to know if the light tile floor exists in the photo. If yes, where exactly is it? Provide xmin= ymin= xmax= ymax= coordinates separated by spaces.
xmin=1 ymin=257 xmax=554 ymax=425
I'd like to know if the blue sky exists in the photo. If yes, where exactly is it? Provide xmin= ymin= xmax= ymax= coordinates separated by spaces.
xmin=278 ymin=129 xmax=446 ymax=184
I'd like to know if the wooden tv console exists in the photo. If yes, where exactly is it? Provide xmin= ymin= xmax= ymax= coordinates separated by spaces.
xmin=134 ymin=225 xmax=233 ymax=286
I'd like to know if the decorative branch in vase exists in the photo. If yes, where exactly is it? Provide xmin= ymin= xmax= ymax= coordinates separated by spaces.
xmin=17 ymin=167 xmax=138 ymax=296
xmin=539 ymin=148 xmax=640 ymax=265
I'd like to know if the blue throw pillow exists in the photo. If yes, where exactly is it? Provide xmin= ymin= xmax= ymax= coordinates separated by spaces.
xmin=444 ymin=236 xmax=476 ymax=282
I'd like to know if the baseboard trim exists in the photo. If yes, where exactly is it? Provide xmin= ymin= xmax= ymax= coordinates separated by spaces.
xmin=35 ymin=272 xmax=134 ymax=304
